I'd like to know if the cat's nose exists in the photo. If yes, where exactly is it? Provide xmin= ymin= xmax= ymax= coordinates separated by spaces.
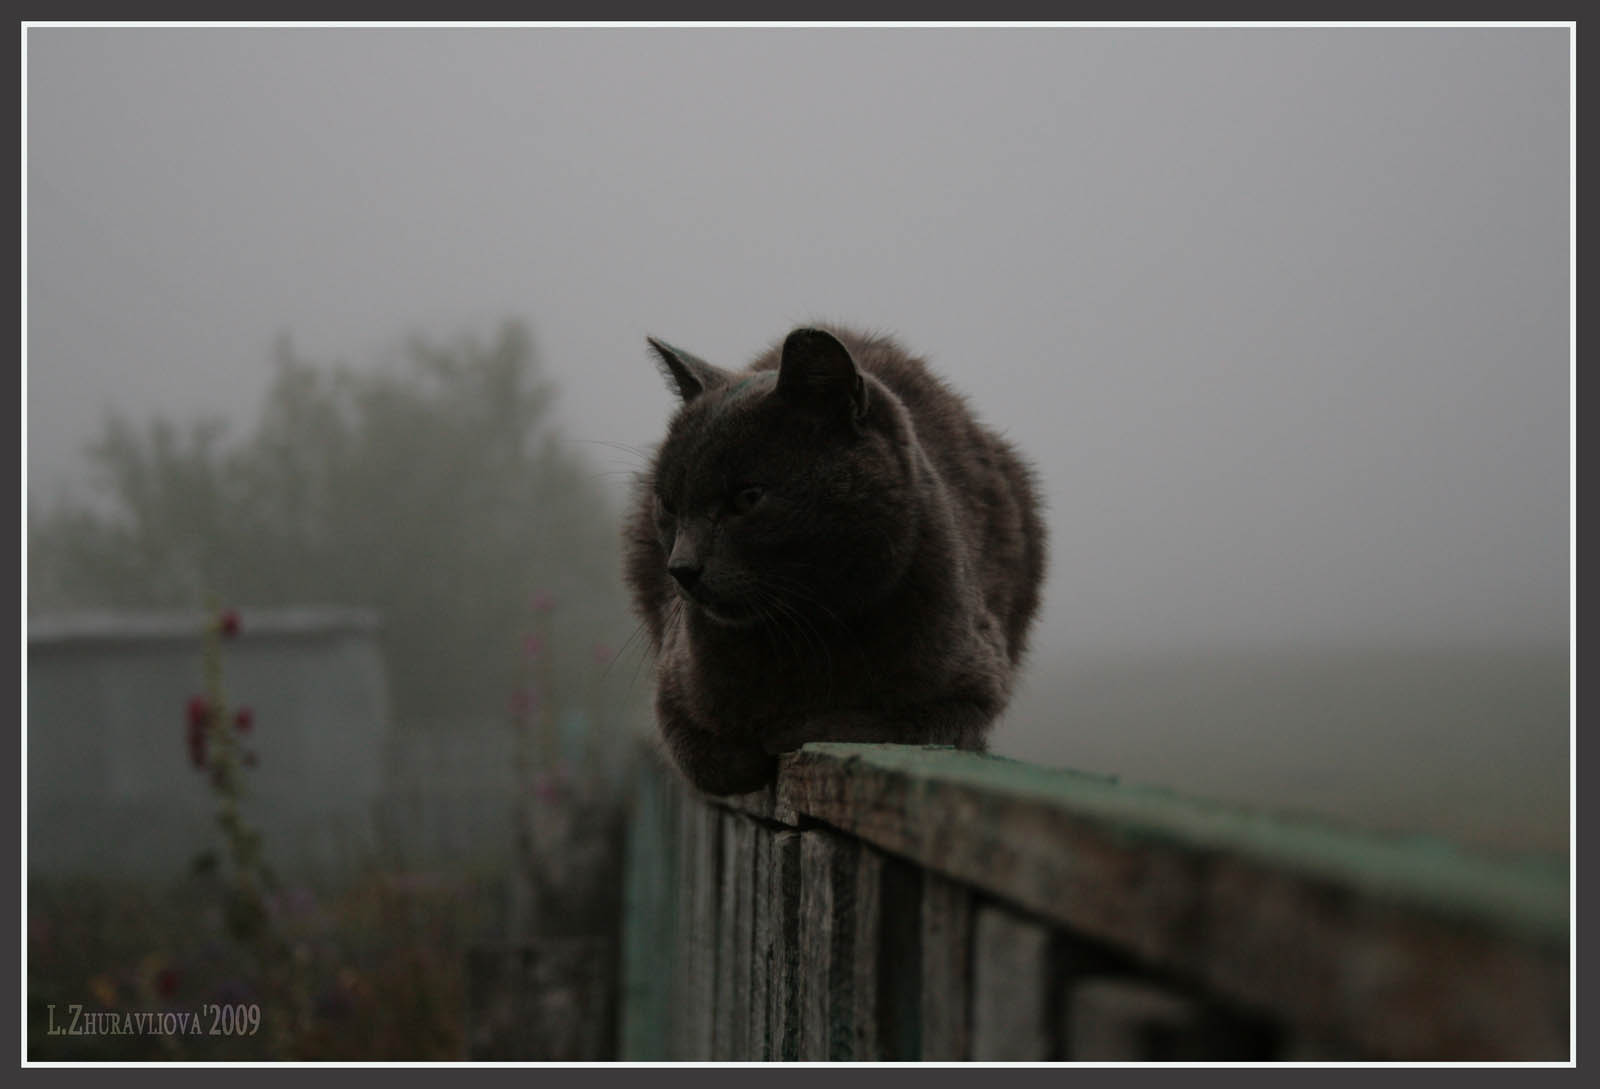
xmin=668 ymin=562 xmax=703 ymax=590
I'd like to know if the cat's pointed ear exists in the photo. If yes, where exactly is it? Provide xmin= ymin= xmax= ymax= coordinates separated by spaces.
xmin=776 ymin=328 xmax=868 ymax=425
xmin=646 ymin=337 xmax=730 ymax=403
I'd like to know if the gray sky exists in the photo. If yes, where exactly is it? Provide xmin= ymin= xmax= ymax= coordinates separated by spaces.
xmin=24 ymin=27 xmax=1571 ymax=842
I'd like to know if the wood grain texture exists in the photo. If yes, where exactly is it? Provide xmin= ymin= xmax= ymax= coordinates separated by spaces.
xmin=919 ymin=871 xmax=972 ymax=1061
xmin=750 ymin=827 xmax=772 ymax=1060
xmin=712 ymin=813 xmax=756 ymax=1060
xmin=873 ymin=851 xmax=925 ymax=1061
xmin=764 ymin=830 xmax=803 ymax=1061
xmin=776 ymin=743 xmax=1569 ymax=1060
xmin=850 ymin=845 xmax=883 ymax=1061
xmin=798 ymin=829 xmax=859 ymax=1060
xmin=684 ymin=798 xmax=721 ymax=1060
xmin=711 ymin=779 xmax=803 ymax=826
xmin=636 ymin=741 xmax=1569 ymax=1061
xmin=970 ymin=905 xmax=1054 ymax=1061
xmin=667 ymin=770 xmax=693 ymax=1059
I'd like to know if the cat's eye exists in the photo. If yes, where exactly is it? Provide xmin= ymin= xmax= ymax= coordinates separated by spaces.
xmin=730 ymin=485 xmax=765 ymax=515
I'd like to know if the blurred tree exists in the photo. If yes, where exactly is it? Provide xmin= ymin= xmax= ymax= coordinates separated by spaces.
xmin=29 ymin=321 xmax=629 ymax=731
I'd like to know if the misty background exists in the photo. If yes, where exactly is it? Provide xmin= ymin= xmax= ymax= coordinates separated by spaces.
xmin=26 ymin=27 xmax=1569 ymax=855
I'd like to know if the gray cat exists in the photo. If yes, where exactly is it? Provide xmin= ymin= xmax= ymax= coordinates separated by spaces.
xmin=624 ymin=325 xmax=1046 ymax=794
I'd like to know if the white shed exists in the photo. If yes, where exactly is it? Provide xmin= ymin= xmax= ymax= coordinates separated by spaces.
xmin=27 ymin=608 xmax=391 ymax=878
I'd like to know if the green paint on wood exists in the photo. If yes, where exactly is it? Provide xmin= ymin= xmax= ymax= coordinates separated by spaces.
xmin=787 ymin=743 xmax=1568 ymax=945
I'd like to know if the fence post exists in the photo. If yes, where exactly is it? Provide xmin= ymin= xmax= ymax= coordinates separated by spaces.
xmin=713 ymin=814 xmax=757 ymax=1060
xmin=971 ymin=905 xmax=1056 ymax=1061
xmin=919 ymin=871 xmax=972 ymax=1061
xmin=764 ymin=829 xmax=804 ymax=1061
xmin=799 ymin=830 xmax=859 ymax=1060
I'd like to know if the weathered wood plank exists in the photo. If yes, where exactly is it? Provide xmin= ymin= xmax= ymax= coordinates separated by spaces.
xmin=970 ymin=904 xmax=1054 ymax=1061
xmin=765 ymin=829 xmax=804 ymax=1061
xmin=667 ymin=767 xmax=693 ymax=1059
xmin=669 ymin=783 xmax=692 ymax=1060
xmin=850 ymin=846 xmax=883 ymax=1061
xmin=750 ymin=828 xmax=772 ymax=1060
xmin=683 ymin=798 xmax=722 ymax=1060
xmin=799 ymin=829 xmax=859 ymax=1060
xmin=778 ymin=744 xmax=1568 ymax=940
xmin=712 ymin=813 xmax=757 ymax=1060
xmin=710 ymin=811 xmax=733 ymax=1059
xmin=637 ymin=741 xmax=1567 ymax=1062
xmin=777 ymin=743 xmax=1569 ymax=1060
xmin=919 ymin=872 xmax=972 ymax=1062
xmin=714 ymin=779 xmax=803 ymax=826
xmin=873 ymin=852 xmax=924 ymax=1061
xmin=1199 ymin=853 xmax=1566 ymax=1059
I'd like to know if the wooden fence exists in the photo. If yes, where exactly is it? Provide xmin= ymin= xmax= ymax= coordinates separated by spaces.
xmin=618 ymin=742 xmax=1568 ymax=1062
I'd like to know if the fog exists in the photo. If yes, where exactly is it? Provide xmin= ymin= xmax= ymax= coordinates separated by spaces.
xmin=26 ymin=27 xmax=1569 ymax=853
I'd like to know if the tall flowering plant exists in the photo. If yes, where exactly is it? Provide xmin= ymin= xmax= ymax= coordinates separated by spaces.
xmin=186 ymin=604 xmax=269 ymax=926
xmin=184 ymin=603 xmax=310 ymax=1054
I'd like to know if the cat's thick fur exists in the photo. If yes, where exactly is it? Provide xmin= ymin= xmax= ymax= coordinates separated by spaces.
xmin=625 ymin=325 xmax=1046 ymax=794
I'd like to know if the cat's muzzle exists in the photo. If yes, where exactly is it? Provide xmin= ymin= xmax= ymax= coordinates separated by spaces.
xmin=674 ymin=579 xmax=758 ymax=629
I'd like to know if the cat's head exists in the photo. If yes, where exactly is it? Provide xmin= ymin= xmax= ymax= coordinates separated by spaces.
xmin=641 ymin=327 xmax=923 ymax=629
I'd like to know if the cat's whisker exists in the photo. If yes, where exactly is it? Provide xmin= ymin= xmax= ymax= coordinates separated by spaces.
xmin=748 ymin=596 xmax=792 ymax=671
xmin=600 ymin=617 xmax=654 ymax=689
xmin=749 ymin=586 xmax=808 ymax=674
xmin=767 ymin=579 xmax=848 ymax=632
xmin=563 ymin=438 xmax=652 ymax=464
xmin=759 ymin=573 xmax=869 ymax=680
xmin=758 ymin=586 xmax=838 ymax=702
xmin=646 ymin=600 xmax=682 ymax=687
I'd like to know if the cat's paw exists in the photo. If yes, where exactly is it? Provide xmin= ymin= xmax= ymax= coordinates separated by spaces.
xmin=683 ymin=752 xmax=777 ymax=797
xmin=661 ymin=716 xmax=777 ymax=795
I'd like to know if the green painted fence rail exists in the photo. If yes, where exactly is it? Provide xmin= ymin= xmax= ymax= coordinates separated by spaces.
xmin=618 ymin=742 xmax=1569 ymax=1062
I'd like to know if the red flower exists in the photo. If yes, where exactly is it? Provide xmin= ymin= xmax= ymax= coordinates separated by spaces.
xmin=156 ymin=967 xmax=181 ymax=999
xmin=234 ymin=707 xmax=254 ymax=733
xmin=185 ymin=696 xmax=210 ymax=768
xmin=218 ymin=609 xmax=241 ymax=637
